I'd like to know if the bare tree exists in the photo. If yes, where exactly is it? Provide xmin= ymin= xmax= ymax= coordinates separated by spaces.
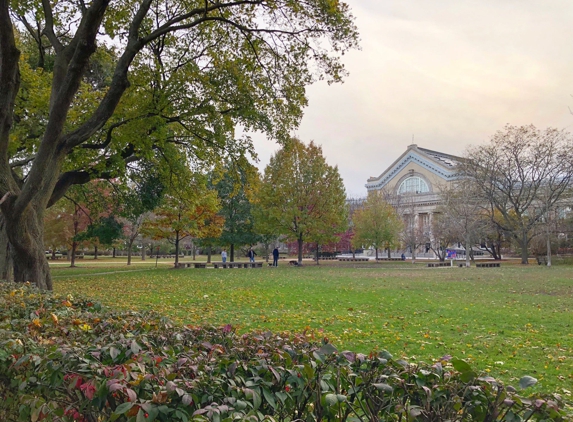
xmin=463 ymin=125 xmax=573 ymax=264
xmin=427 ymin=212 xmax=457 ymax=262
xmin=437 ymin=180 xmax=486 ymax=267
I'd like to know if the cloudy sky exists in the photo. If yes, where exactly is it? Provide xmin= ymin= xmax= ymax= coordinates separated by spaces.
xmin=251 ymin=0 xmax=573 ymax=197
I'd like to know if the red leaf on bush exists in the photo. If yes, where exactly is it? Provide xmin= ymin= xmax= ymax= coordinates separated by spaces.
xmin=126 ymin=388 xmax=137 ymax=402
xmin=80 ymin=380 xmax=97 ymax=400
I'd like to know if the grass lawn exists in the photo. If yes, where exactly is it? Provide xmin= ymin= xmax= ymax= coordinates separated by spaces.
xmin=52 ymin=259 xmax=573 ymax=396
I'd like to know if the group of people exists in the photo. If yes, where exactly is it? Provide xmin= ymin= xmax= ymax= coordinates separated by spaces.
xmin=220 ymin=247 xmax=281 ymax=266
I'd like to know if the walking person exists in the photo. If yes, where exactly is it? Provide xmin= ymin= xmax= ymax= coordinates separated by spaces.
xmin=221 ymin=249 xmax=227 ymax=263
xmin=272 ymin=247 xmax=279 ymax=267
xmin=248 ymin=247 xmax=256 ymax=263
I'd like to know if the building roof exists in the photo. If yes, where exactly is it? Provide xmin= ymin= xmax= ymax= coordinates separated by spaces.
xmin=365 ymin=144 xmax=464 ymax=191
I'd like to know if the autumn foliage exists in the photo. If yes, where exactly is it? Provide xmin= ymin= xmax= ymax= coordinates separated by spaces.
xmin=0 ymin=283 xmax=570 ymax=421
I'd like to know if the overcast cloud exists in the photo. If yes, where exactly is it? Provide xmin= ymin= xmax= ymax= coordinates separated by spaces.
xmin=250 ymin=0 xmax=573 ymax=197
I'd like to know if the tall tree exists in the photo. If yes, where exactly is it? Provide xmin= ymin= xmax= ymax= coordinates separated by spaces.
xmin=142 ymin=174 xmax=223 ymax=267
xmin=435 ymin=180 xmax=486 ymax=266
xmin=0 ymin=1 xmax=358 ymax=289
xmin=351 ymin=192 xmax=402 ymax=260
xmin=120 ymin=169 xmax=165 ymax=265
xmin=257 ymin=139 xmax=348 ymax=265
xmin=463 ymin=125 xmax=573 ymax=264
xmin=211 ymin=163 xmax=260 ymax=262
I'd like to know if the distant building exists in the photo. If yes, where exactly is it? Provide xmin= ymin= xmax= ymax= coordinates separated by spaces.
xmin=364 ymin=144 xmax=464 ymax=257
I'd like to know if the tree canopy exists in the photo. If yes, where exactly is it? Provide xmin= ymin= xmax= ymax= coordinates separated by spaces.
xmin=351 ymin=192 xmax=402 ymax=260
xmin=0 ymin=0 xmax=358 ymax=288
xmin=463 ymin=125 xmax=573 ymax=264
xmin=256 ymin=138 xmax=348 ymax=264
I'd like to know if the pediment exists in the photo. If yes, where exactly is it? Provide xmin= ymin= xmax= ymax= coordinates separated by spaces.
xmin=365 ymin=146 xmax=461 ymax=192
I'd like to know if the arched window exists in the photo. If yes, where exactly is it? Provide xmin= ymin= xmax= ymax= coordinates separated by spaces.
xmin=397 ymin=176 xmax=429 ymax=194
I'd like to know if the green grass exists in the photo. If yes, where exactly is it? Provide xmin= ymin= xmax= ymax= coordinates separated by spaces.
xmin=53 ymin=261 xmax=573 ymax=396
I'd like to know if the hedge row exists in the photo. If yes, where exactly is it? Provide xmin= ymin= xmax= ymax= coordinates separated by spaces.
xmin=0 ymin=282 xmax=570 ymax=421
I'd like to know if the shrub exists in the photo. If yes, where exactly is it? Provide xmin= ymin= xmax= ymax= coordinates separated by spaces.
xmin=0 ymin=282 xmax=570 ymax=421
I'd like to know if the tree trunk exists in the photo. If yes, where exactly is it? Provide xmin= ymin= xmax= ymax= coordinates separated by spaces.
xmin=520 ymin=232 xmax=529 ymax=264
xmin=465 ymin=237 xmax=471 ymax=268
xmin=94 ymin=244 xmax=98 ymax=259
xmin=70 ymin=240 xmax=77 ymax=268
xmin=375 ymin=247 xmax=379 ymax=260
xmin=5 ymin=207 xmax=52 ymax=290
xmin=546 ymin=234 xmax=552 ymax=267
xmin=174 ymin=232 xmax=180 ymax=267
xmin=0 ymin=216 xmax=13 ymax=281
xmin=316 ymin=243 xmax=319 ymax=265
xmin=352 ymin=248 xmax=355 ymax=259
xmin=207 ymin=246 xmax=212 ymax=263
xmin=411 ymin=245 xmax=416 ymax=264
xmin=192 ymin=242 xmax=196 ymax=260
xmin=387 ymin=248 xmax=391 ymax=259
xmin=230 ymin=244 xmax=235 ymax=262
xmin=112 ymin=247 xmax=116 ymax=258
xmin=297 ymin=235 xmax=303 ymax=265
xmin=127 ymin=239 xmax=134 ymax=265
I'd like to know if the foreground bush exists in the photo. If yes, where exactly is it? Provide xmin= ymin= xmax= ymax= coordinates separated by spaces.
xmin=0 ymin=283 xmax=570 ymax=421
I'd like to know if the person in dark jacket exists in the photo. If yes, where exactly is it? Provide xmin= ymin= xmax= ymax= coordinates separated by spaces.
xmin=248 ymin=247 xmax=257 ymax=263
xmin=272 ymin=247 xmax=279 ymax=267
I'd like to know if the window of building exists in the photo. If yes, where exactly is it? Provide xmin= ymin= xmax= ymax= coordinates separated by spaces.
xmin=397 ymin=176 xmax=429 ymax=194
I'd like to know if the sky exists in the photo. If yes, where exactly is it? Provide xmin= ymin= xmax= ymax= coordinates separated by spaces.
xmin=250 ymin=0 xmax=573 ymax=198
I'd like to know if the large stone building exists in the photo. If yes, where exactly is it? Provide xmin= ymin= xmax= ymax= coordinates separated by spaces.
xmin=364 ymin=144 xmax=464 ymax=257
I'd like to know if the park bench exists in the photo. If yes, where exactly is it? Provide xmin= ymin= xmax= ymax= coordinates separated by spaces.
xmin=338 ymin=257 xmax=369 ymax=262
xmin=536 ymin=256 xmax=548 ymax=265
xmin=476 ymin=262 xmax=500 ymax=268
xmin=194 ymin=263 xmax=207 ymax=268
xmin=427 ymin=262 xmax=451 ymax=267
xmin=376 ymin=258 xmax=402 ymax=261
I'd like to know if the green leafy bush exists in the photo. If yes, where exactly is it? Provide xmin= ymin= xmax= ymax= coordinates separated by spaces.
xmin=0 ymin=282 xmax=570 ymax=421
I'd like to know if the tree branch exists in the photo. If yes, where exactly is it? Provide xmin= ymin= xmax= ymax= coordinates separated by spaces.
xmin=0 ymin=0 xmax=21 ymax=198
xmin=0 ymin=192 xmax=10 ymax=205
xmin=41 ymin=0 xmax=64 ymax=53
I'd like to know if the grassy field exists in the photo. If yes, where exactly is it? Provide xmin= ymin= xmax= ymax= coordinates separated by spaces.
xmin=52 ymin=259 xmax=573 ymax=396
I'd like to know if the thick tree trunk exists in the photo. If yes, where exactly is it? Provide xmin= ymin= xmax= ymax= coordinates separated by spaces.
xmin=375 ymin=248 xmax=379 ymax=260
xmin=0 ymin=215 xmax=13 ymax=281
xmin=297 ymin=235 xmax=303 ymax=265
xmin=207 ymin=246 xmax=212 ymax=263
xmin=230 ymin=244 xmax=235 ymax=262
xmin=5 ymin=207 xmax=52 ymax=290
xmin=112 ymin=247 xmax=116 ymax=258
xmin=387 ymin=248 xmax=391 ymax=259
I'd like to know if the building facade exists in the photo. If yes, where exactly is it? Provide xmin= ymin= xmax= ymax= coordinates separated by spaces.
xmin=364 ymin=144 xmax=464 ymax=257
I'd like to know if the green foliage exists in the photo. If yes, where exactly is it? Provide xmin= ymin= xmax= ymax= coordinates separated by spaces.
xmin=76 ymin=216 xmax=124 ymax=247
xmin=210 ymin=164 xmax=260 ymax=249
xmin=256 ymin=139 xmax=348 ymax=261
xmin=352 ymin=192 xmax=402 ymax=253
xmin=0 ymin=282 xmax=570 ymax=421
